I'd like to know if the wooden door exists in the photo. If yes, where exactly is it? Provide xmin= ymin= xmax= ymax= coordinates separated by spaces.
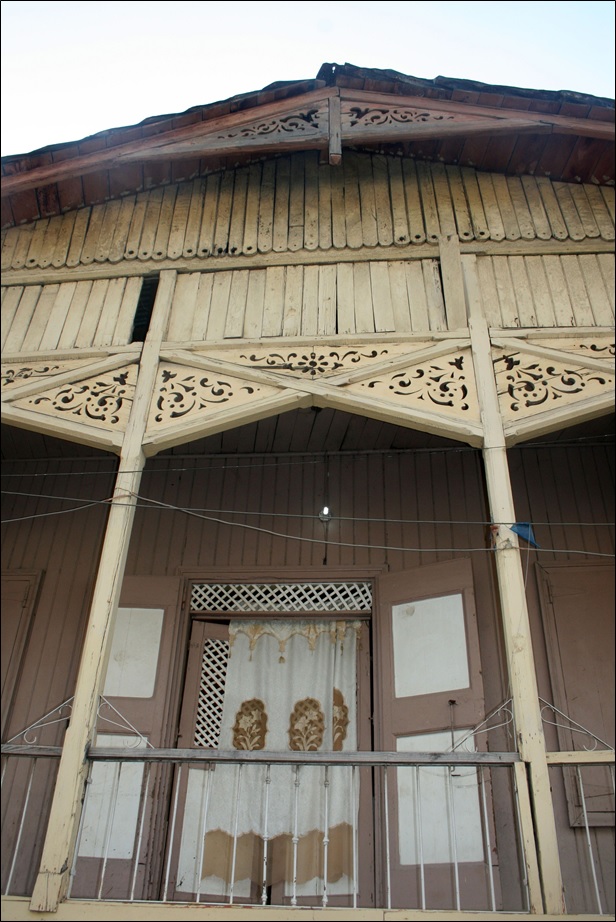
xmin=1 ymin=572 xmax=42 ymax=896
xmin=70 ymin=576 xmax=183 ymax=901
xmin=537 ymin=563 xmax=615 ymax=825
xmin=375 ymin=558 xmax=496 ymax=910
xmin=1 ymin=572 xmax=41 ymax=739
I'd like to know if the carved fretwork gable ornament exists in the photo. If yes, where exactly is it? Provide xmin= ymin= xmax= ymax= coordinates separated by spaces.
xmin=493 ymin=343 xmax=615 ymax=440
xmin=11 ymin=366 xmax=137 ymax=430
xmin=153 ymin=366 xmax=264 ymax=423
xmin=496 ymin=354 xmax=612 ymax=413
xmin=143 ymin=343 xmax=483 ymax=452
xmin=521 ymin=337 xmax=616 ymax=360
xmin=355 ymin=354 xmax=472 ymax=412
xmin=215 ymin=109 xmax=323 ymax=141
xmin=1 ymin=359 xmax=105 ymax=391
xmin=344 ymin=105 xmax=458 ymax=128
xmin=236 ymin=346 xmax=395 ymax=376
xmin=1 ymin=356 xmax=139 ymax=449
xmin=2 ymin=364 xmax=63 ymax=388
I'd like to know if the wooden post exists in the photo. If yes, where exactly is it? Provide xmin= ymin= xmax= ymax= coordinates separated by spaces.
xmin=29 ymin=271 xmax=176 ymax=912
xmin=464 ymin=255 xmax=564 ymax=914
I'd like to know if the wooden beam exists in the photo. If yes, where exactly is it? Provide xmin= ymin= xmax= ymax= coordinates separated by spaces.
xmin=28 ymin=271 xmax=177 ymax=912
xmin=3 ymin=86 xmax=611 ymax=199
xmin=2 ymin=238 xmax=613 ymax=289
xmin=0 ymin=402 xmax=124 ymax=453
xmin=546 ymin=750 xmax=615 ymax=765
xmin=1 ymin=893 xmax=586 ymax=922
xmin=328 ymin=95 xmax=342 ymax=165
xmin=503 ymin=390 xmax=615 ymax=445
xmin=0 ymin=89 xmax=337 ymax=199
xmin=1 ymin=353 xmax=137 ymax=402
xmin=143 ymin=389 xmax=313 ymax=455
xmin=491 ymin=336 xmax=615 ymax=375
xmin=340 ymin=88 xmax=616 ymax=139
xmin=343 ymin=117 xmax=552 ymax=145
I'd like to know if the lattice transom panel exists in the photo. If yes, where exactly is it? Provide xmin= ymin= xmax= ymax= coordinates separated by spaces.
xmin=190 ymin=582 xmax=373 ymax=614
xmin=194 ymin=638 xmax=229 ymax=747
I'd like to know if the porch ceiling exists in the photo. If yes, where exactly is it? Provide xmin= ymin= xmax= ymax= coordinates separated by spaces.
xmin=2 ymin=408 xmax=613 ymax=462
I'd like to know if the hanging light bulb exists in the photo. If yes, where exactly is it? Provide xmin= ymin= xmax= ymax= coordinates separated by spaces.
xmin=319 ymin=505 xmax=332 ymax=522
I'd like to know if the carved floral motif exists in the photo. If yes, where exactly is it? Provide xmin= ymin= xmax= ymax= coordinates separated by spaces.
xmin=239 ymin=348 xmax=388 ymax=376
xmin=361 ymin=356 xmax=470 ymax=410
xmin=495 ymin=353 xmax=613 ymax=412
xmin=232 ymin=699 xmax=267 ymax=750
xmin=2 ymin=364 xmax=61 ymax=388
xmin=22 ymin=370 xmax=135 ymax=424
xmin=288 ymin=697 xmax=325 ymax=752
xmin=346 ymin=106 xmax=457 ymax=128
xmin=154 ymin=369 xmax=257 ymax=422
xmin=217 ymin=109 xmax=321 ymax=140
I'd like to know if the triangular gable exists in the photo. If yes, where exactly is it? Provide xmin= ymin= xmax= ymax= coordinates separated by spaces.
xmin=2 ymin=87 xmax=612 ymax=201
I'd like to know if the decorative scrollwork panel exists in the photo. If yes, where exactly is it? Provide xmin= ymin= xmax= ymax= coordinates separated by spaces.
xmin=216 ymin=107 xmax=324 ymax=141
xmin=149 ymin=363 xmax=281 ymax=428
xmin=1 ymin=359 xmax=100 ymax=392
xmin=494 ymin=350 xmax=615 ymax=420
xmin=208 ymin=343 xmax=422 ymax=377
xmin=524 ymin=337 xmax=615 ymax=360
xmin=12 ymin=365 xmax=137 ymax=430
xmin=343 ymin=104 xmax=459 ymax=129
xmin=347 ymin=350 xmax=479 ymax=420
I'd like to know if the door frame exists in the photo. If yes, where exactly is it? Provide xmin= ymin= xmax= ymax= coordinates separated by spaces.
xmin=167 ymin=566 xmax=382 ymax=906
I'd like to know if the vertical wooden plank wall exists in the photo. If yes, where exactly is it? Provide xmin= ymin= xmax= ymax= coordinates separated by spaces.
xmin=2 ymin=155 xmax=613 ymax=273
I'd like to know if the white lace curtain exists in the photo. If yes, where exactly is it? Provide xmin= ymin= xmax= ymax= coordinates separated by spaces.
xmin=177 ymin=619 xmax=360 ymax=900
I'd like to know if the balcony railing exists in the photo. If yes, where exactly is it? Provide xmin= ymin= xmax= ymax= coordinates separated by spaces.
xmin=2 ymin=745 xmax=613 ymax=914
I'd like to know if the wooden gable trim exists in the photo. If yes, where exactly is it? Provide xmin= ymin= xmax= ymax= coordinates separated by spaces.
xmin=0 ymin=89 xmax=338 ymax=199
xmin=341 ymin=88 xmax=616 ymax=140
xmin=2 ymin=88 xmax=613 ymax=201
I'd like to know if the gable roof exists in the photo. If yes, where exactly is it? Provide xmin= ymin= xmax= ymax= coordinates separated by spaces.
xmin=2 ymin=62 xmax=614 ymax=229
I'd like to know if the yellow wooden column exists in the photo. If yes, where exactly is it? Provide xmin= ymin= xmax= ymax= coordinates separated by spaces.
xmin=463 ymin=255 xmax=564 ymax=914
xmin=29 ymin=271 xmax=176 ymax=912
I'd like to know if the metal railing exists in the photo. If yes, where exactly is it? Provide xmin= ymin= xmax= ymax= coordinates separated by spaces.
xmin=4 ymin=745 xmax=613 ymax=913
xmin=547 ymin=751 xmax=615 ymax=916
xmin=71 ymin=747 xmax=526 ymax=911
xmin=1 ymin=745 xmax=61 ymax=897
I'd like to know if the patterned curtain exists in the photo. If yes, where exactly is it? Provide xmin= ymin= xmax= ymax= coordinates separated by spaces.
xmin=177 ymin=619 xmax=360 ymax=901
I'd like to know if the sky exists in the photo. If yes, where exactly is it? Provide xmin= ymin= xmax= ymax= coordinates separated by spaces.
xmin=1 ymin=0 xmax=614 ymax=158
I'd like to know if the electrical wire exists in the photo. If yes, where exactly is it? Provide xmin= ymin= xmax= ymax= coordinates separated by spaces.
xmin=0 ymin=433 xmax=613 ymax=479
xmin=11 ymin=489 xmax=606 ymax=558
xmin=2 ymin=489 xmax=614 ymax=529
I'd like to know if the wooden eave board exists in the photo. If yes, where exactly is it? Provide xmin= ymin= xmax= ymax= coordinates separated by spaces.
xmin=2 ymin=85 xmax=613 ymax=228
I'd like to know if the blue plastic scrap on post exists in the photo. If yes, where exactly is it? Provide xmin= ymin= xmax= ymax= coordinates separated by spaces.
xmin=510 ymin=522 xmax=540 ymax=548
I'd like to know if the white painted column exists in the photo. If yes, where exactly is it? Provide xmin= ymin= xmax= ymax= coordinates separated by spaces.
xmin=464 ymin=255 xmax=564 ymax=914
xmin=30 ymin=271 xmax=176 ymax=912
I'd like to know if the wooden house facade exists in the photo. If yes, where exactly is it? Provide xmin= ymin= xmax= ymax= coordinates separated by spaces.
xmin=1 ymin=64 xmax=614 ymax=920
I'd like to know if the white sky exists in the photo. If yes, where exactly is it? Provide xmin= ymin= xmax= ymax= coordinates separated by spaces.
xmin=1 ymin=0 xmax=614 ymax=158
